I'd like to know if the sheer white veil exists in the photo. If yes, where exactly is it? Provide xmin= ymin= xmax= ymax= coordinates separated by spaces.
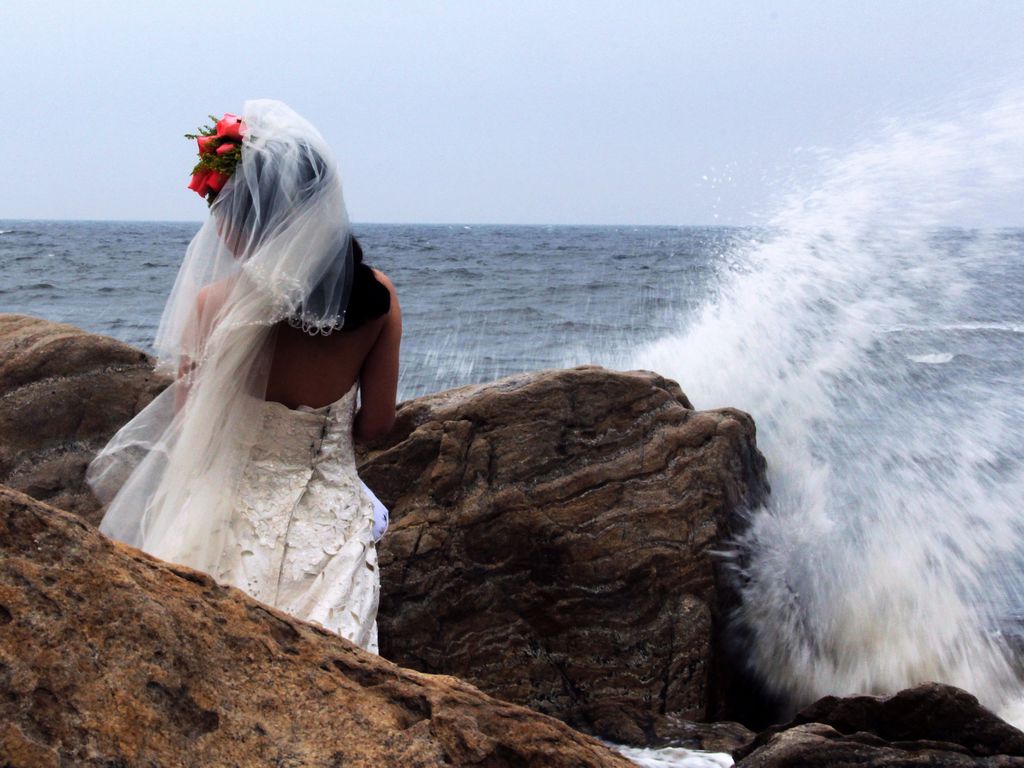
xmin=88 ymin=99 xmax=355 ymax=572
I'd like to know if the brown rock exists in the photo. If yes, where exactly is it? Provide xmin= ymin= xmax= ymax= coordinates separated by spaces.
xmin=0 ymin=486 xmax=633 ymax=767
xmin=360 ymin=366 xmax=768 ymax=743
xmin=794 ymin=683 xmax=1024 ymax=756
xmin=735 ymin=684 xmax=1024 ymax=767
xmin=649 ymin=716 xmax=755 ymax=754
xmin=0 ymin=314 xmax=169 ymax=524
xmin=736 ymin=723 xmax=1001 ymax=767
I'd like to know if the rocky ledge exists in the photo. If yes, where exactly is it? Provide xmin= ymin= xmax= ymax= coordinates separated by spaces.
xmin=0 ymin=315 xmax=167 ymax=523
xmin=734 ymin=683 xmax=1024 ymax=766
xmin=0 ymin=486 xmax=632 ymax=767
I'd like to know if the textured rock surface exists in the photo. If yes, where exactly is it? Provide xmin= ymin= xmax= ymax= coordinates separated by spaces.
xmin=0 ymin=486 xmax=632 ymax=767
xmin=736 ymin=723 xmax=997 ymax=767
xmin=0 ymin=314 xmax=168 ymax=524
xmin=358 ymin=365 xmax=769 ymax=743
xmin=734 ymin=683 xmax=1024 ymax=767
xmin=649 ymin=717 xmax=755 ymax=754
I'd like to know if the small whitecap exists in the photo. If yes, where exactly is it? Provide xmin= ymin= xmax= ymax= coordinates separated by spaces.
xmin=908 ymin=352 xmax=954 ymax=364
xmin=610 ymin=743 xmax=733 ymax=768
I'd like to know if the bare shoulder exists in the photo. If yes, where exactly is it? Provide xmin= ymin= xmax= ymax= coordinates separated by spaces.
xmin=196 ymin=284 xmax=212 ymax=314
xmin=197 ymin=278 xmax=233 ymax=317
xmin=372 ymin=269 xmax=400 ymax=313
xmin=372 ymin=268 xmax=396 ymax=294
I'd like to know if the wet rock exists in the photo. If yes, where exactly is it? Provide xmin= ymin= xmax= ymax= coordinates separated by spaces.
xmin=735 ymin=683 xmax=1024 ymax=766
xmin=735 ymin=723 xmax=990 ymax=767
xmin=359 ymin=365 xmax=769 ymax=743
xmin=650 ymin=716 xmax=756 ymax=754
xmin=0 ymin=314 xmax=168 ymax=524
xmin=0 ymin=486 xmax=632 ymax=767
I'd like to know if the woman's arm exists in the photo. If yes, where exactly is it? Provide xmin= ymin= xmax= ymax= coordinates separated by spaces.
xmin=175 ymin=282 xmax=225 ymax=412
xmin=354 ymin=271 xmax=402 ymax=441
xmin=174 ymin=287 xmax=209 ymax=412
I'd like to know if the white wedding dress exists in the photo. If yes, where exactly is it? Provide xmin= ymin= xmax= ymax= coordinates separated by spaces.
xmin=89 ymin=100 xmax=390 ymax=653
xmin=210 ymin=383 xmax=383 ymax=652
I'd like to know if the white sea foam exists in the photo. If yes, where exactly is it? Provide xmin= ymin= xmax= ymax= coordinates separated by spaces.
xmin=613 ymin=744 xmax=733 ymax=768
xmin=886 ymin=322 xmax=1024 ymax=334
xmin=630 ymin=89 xmax=1024 ymax=725
xmin=907 ymin=352 xmax=954 ymax=364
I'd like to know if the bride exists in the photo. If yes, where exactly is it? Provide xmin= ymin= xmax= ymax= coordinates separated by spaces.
xmin=87 ymin=100 xmax=400 ymax=652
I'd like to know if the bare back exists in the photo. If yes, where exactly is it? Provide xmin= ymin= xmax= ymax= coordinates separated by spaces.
xmin=264 ymin=270 xmax=401 ymax=440
xmin=265 ymin=316 xmax=385 ymax=408
xmin=190 ymin=270 xmax=401 ymax=440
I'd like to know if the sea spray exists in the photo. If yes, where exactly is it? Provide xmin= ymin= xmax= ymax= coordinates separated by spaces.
xmin=630 ymin=91 xmax=1024 ymax=721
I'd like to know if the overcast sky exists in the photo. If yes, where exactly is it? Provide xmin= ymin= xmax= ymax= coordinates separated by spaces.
xmin=3 ymin=1 xmax=1023 ymax=225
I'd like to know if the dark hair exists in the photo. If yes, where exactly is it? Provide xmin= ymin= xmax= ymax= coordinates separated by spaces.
xmin=339 ymin=237 xmax=391 ymax=331
xmin=282 ymin=235 xmax=390 ymax=332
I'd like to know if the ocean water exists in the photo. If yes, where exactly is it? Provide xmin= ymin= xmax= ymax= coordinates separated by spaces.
xmin=3 ymin=92 xmax=1024 ymax=762
xmin=0 ymin=219 xmax=747 ymax=401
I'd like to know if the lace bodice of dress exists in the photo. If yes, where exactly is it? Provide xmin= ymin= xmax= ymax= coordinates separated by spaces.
xmin=214 ymin=383 xmax=380 ymax=651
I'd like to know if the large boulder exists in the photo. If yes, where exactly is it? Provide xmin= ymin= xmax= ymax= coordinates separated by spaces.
xmin=735 ymin=723 xmax=992 ymax=767
xmin=0 ymin=486 xmax=632 ymax=767
xmin=0 ymin=315 xmax=169 ymax=524
xmin=734 ymin=683 xmax=1024 ymax=766
xmin=359 ymin=366 xmax=768 ymax=743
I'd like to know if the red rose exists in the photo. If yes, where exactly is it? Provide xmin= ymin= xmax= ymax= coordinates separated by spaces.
xmin=197 ymin=135 xmax=218 ymax=155
xmin=215 ymin=113 xmax=244 ymax=141
xmin=188 ymin=169 xmax=212 ymax=197
xmin=215 ymin=141 xmax=238 ymax=156
xmin=206 ymin=171 xmax=229 ymax=193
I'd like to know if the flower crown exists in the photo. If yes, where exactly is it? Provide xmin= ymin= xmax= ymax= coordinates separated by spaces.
xmin=185 ymin=113 xmax=245 ymax=202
